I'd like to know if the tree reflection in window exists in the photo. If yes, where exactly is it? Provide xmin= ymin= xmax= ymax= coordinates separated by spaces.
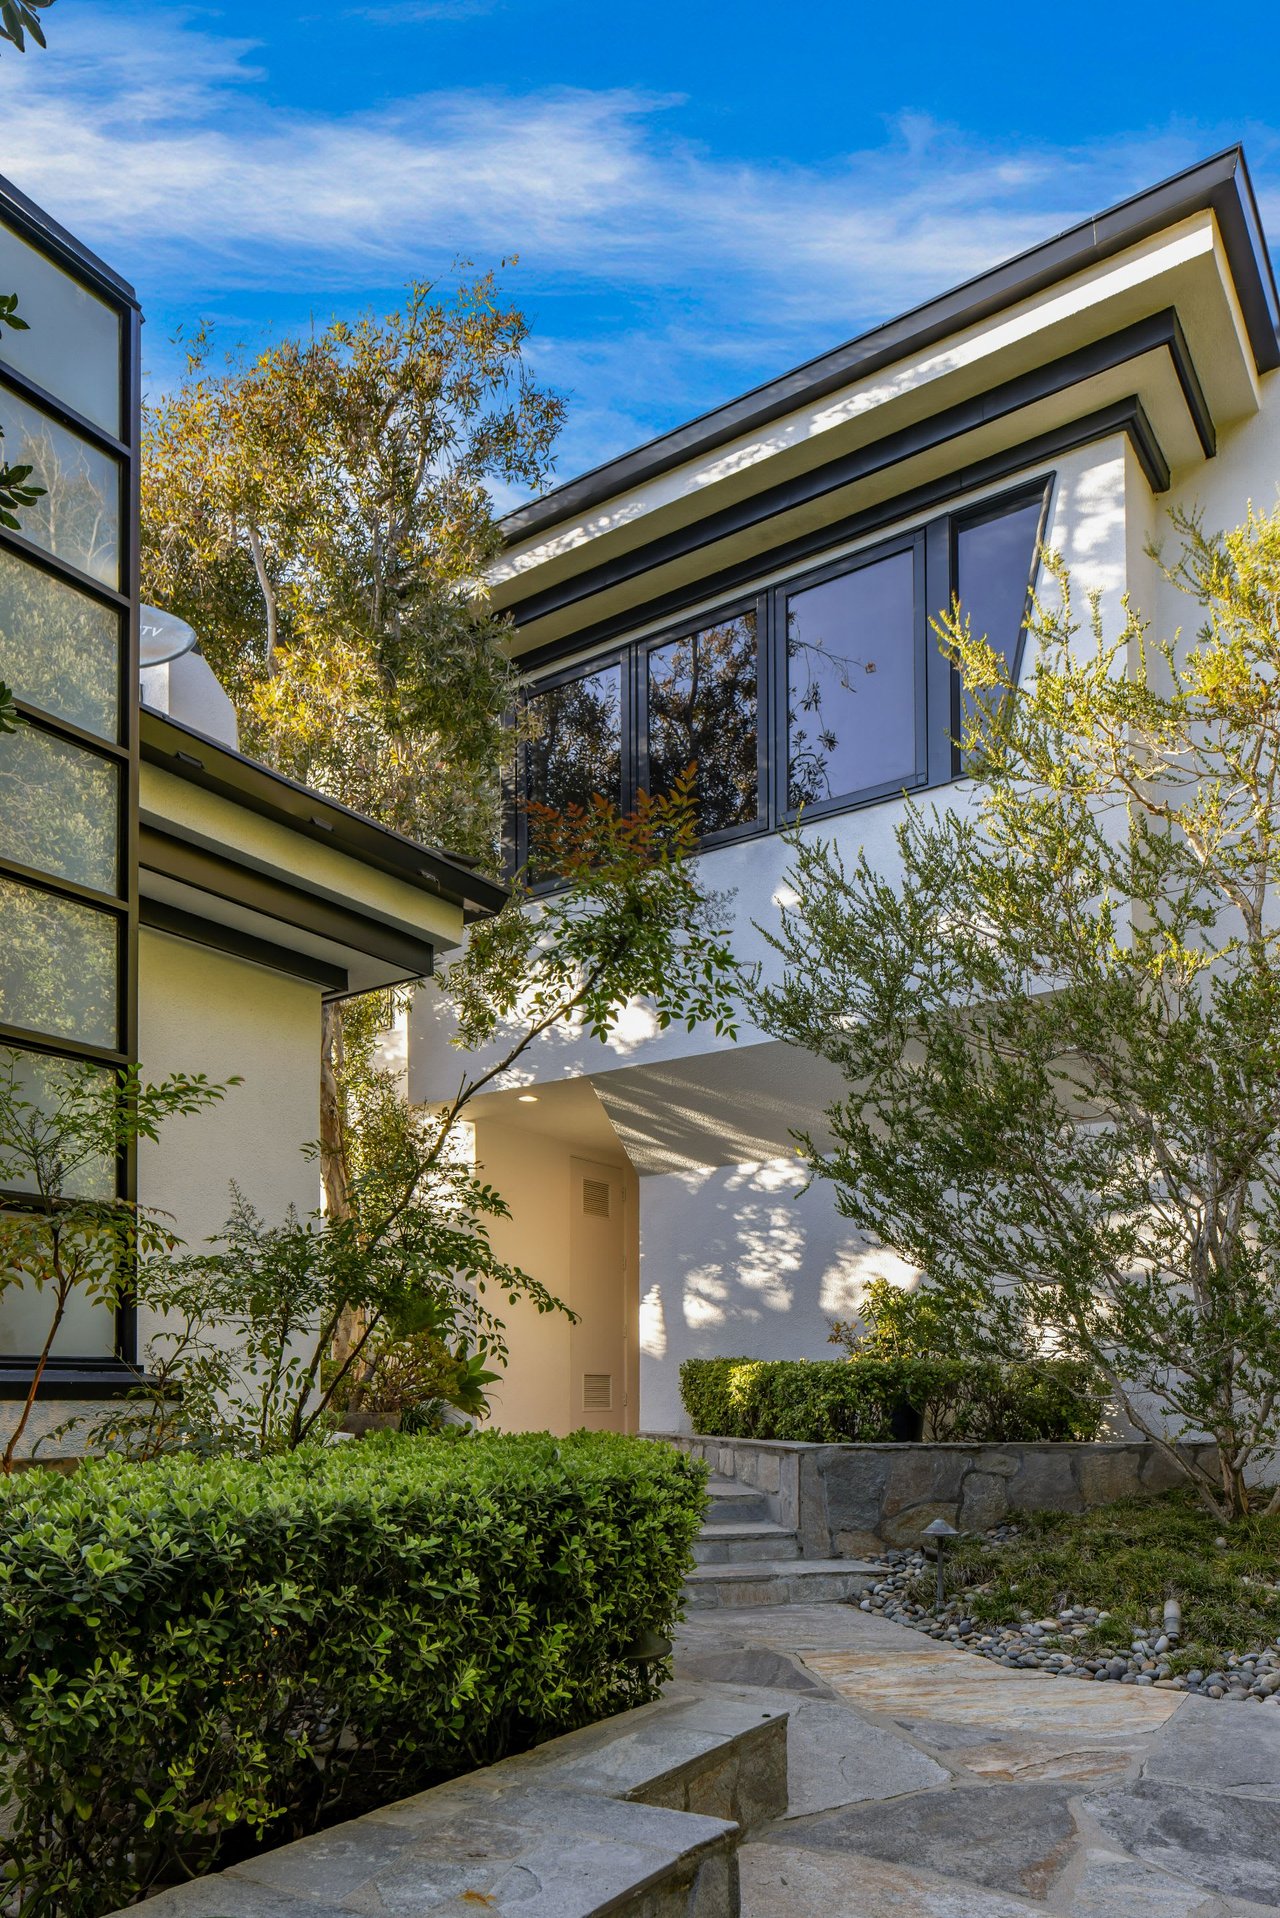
xmin=786 ymin=549 xmax=917 ymax=810
xmin=955 ymin=497 xmax=1043 ymax=736
xmin=526 ymin=661 xmax=623 ymax=817
xmin=647 ymin=612 xmax=757 ymax=834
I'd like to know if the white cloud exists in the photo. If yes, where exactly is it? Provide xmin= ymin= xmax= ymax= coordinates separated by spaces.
xmin=3 ymin=7 xmax=1276 ymax=480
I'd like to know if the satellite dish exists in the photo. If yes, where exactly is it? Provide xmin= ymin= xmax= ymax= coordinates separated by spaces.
xmin=139 ymin=604 xmax=199 ymax=668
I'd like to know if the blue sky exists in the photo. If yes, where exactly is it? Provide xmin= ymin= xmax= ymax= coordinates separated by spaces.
xmin=3 ymin=1 xmax=1279 ymax=502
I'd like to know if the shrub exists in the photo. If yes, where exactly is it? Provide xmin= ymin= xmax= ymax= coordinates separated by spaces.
xmin=679 ymin=1355 xmax=1105 ymax=1444
xmin=0 ymin=1430 xmax=706 ymax=1917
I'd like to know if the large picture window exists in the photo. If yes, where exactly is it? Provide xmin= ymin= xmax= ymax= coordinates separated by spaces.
xmin=0 ymin=180 xmax=140 ymax=1388
xmin=514 ymin=479 xmax=1048 ymax=867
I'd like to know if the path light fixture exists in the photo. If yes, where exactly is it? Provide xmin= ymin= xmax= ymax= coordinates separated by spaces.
xmin=922 ymin=1517 xmax=960 ymax=1613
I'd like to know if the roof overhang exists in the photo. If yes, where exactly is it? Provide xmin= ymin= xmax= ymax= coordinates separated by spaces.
xmin=494 ymin=148 xmax=1279 ymax=662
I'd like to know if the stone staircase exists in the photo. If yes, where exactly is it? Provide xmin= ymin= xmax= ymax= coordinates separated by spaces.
xmin=683 ymin=1474 xmax=880 ymax=1610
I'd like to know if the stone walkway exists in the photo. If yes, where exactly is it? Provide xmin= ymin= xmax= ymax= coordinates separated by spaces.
xmin=674 ymin=1602 xmax=1280 ymax=1916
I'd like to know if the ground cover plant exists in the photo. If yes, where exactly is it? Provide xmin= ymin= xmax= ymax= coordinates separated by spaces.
xmin=936 ymin=1489 xmax=1280 ymax=1671
xmin=679 ymin=1353 xmax=1105 ymax=1444
xmin=0 ymin=1430 xmax=706 ymax=1918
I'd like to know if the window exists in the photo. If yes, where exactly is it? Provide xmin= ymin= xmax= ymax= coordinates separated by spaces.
xmin=514 ymin=479 xmax=1050 ymax=866
xmin=954 ymin=495 xmax=1044 ymax=735
xmin=646 ymin=611 xmax=759 ymax=832
xmin=0 ymin=181 xmax=139 ymax=1386
xmin=527 ymin=660 xmax=624 ymax=816
xmin=783 ymin=546 xmax=920 ymax=813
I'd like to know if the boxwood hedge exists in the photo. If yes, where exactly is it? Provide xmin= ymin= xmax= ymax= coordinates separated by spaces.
xmin=0 ymin=1430 xmax=707 ymax=1917
xmin=679 ymin=1355 xmax=1105 ymax=1444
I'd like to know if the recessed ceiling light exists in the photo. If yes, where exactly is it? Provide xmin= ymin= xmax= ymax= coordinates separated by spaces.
xmin=517 ymin=1093 xmax=539 ymax=1103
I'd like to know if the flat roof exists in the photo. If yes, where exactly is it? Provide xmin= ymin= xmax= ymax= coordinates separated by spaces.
xmin=500 ymin=145 xmax=1280 ymax=548
xmin=140 ymin=706 xmax=508 ymax=918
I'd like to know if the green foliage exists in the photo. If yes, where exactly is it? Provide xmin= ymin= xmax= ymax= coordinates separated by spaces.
xmin=0 ymin=0 xmax=52 ymax=54
xmin=0 ymin=1431 xmax=707 ymax=1916
xmin=678 ymin=1354 xmax=1104 ymax=1445
xmin=750 ymin=505 xmax=1280 ymax=1520
xmin=0 ymin=676 xmax=15 ymax=732
xmin=940 ymin=1490 xmax=1280 ymax=1671
xmin=0 ymin=1050 xmax=231 ymax=1471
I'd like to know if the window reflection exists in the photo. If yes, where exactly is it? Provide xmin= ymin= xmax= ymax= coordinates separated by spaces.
xmin=0 ymin=223 xmax=121 ymax=436
xmin=0 ymin=548 xmax=120 ymax=740
xmin=526 ymin=662 xmax=623 ymax=817
xmin=647 ymin=613 xmax=757 ymax=833
xmin=0 ymin=875 xmax=119 ymax=1049
xmin=0 ymin=1048 xmax=116 ymax=1202
xmin=0 ymin=722 xmax=120 ymax=893
xmin=786 ymin=549 xmax=917 ymax=810
xmin=0 ymin=389 xmax=120 ymax=587
xmin=955 ymin=498 xmax=1043 ymax=731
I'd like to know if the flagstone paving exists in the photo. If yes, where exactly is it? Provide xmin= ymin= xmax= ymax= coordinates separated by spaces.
xmin=673 ymin=1604 xmax=1280 ymax=1916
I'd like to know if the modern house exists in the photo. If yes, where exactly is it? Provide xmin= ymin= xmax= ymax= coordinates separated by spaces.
xmin=0 ymin=177 xmax=504 ymax=1455
xmin=409 ymin=146 xmax=1280 ymax=1437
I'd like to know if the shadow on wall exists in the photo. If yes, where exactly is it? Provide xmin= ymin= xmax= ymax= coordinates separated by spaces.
xmin=637 ymin=1156 xmax=919 ymax=1432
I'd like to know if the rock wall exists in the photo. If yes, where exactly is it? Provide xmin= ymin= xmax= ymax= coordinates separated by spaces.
xmin=666 ymin=1436 xmax=1221 ymax=1553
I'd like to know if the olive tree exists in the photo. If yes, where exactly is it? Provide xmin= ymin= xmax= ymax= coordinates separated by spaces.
xmin=751 ymin=506 xmax=1280 ymax=1521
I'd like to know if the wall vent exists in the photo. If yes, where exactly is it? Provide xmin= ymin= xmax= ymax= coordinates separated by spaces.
xmin=582 ymin=1177 xmax=611 ymax=1218
xmin=583 ymin=1372 xmax=613 ymax=1412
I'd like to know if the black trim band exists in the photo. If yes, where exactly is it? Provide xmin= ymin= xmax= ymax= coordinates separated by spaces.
xmin=140 ymin=899 xmax=351 ymax=994
xmin=515 ymin=398 xmax=1155 ymax=675
xmin=507 ymin=312 xmax=1197 ymax=636
xmin=500 ymin=145 xmax=1275 ymax=546
xmin=139 ymin=825 xmax=437 ymax=978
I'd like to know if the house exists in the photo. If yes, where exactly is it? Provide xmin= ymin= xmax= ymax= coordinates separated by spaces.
xmin=0 ymin=175 xmax=504 ymax=1456
xmin=408 ymin=146 xmax=1280 ymax=1438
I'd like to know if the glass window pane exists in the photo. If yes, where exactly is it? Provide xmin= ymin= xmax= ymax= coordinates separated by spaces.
xmin=0 ymin=221 xmax=121 ymax=435
xmin=0 ymin=547 xmax=120 ymax=740
xmin=0 ymin=874 xmax=119 ymax=1049
xmin=0 ymin=388 xmax=120 ymax=587
xmin=527 ymin=663 xmax=623 ymax=816
xmin=955 ymin=498 xmax=1043 ymax=728
xmin=786 ymin=549 xmax=918 ymax=810
xmin=648 ymin=612 xmax=758 ymax=833
xmin=0 ymin=1046 xmax=116 ymax=1202
xmin=0 ymin=1270 xmax=117 ymax=1361
xmin=0 ymin=722 xmax=120 ymax=892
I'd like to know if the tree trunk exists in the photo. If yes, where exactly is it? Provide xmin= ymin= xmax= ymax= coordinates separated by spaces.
xmin=320 ymin=999 xmax=364 ymax=1373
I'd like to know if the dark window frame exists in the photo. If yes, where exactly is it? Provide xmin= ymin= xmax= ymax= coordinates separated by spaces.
xmin=512 ymin=472 xmax=1054 ymax=876
xmin=0 ymin=179 xmax=141 ymax=1394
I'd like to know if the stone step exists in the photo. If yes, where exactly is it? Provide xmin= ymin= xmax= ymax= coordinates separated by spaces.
xmin=683 ymin=1558 xmax=880 ymax=1611
xmin=692 ymin=1522 xmax=801 ymax=1565
xmin=703 ymin=1476 xmax=772 ymax=1526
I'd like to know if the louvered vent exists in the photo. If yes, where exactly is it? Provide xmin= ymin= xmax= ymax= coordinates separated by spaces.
xmin=583 ymin=1372 xmax=613 ymax=1411
xmin=582 ymin=1177 xmax=611 ymax=1217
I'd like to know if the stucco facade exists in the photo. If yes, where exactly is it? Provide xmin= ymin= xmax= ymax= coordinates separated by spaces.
xmin=410 ymin=149 xmax=1280 ymax=1435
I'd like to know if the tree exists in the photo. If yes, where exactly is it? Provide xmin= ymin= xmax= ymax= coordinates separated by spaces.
xmin=142 ymin=275 xmax=566 ymax=1228
xmin=0 ymin=1 xmax=52 ymax=56
xmin=751 ymin=505 xmax=1280 ymax=1522
xmin=0 ymin=1050 xmax=229 ymax=1470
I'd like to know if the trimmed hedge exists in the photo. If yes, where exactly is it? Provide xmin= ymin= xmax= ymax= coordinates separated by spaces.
xmin=0 ymin=1430 xmax=706 ymax=1918
xmin=680 ymin=1355 xmax=1106 ymax=1445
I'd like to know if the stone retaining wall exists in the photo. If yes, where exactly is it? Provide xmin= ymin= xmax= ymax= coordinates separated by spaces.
xmin=664 ymin=1435 xmax=1219 ymax=1553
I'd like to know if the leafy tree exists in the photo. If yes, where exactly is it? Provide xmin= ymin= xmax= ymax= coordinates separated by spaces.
xmin=0 ymin=1050 xmax=229 ymax=1470
xmin=0 ymin=1 xmax=52 ymax=57
xmin=751 ymin=506 xmax=1280 ymax=1522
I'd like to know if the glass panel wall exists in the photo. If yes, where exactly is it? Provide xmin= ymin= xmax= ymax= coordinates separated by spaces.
xmin=0 ymin=389 xmax=120 ymax=586
xmin=0 ymin=546 xmax=120 ymax=739
xmin=0 ymin=223 xmax=120 ymax=435
xmin=0 ymin=185 xmax=137 ymax=1376
xmin=647 ymin=611 xmax=758 ymax=833
xmin=785 ymin=548 xmax=918 ymax=810
xmin=955 ymin=497 xmax=1043 ymax=733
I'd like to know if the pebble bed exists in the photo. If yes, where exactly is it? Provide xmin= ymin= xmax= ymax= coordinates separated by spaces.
xmin=854 ymin=1527 xmax=1280 ymax=1704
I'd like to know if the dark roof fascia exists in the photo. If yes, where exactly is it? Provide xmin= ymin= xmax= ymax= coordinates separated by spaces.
xmin=139 ymin=706 xmax=508 ymax=917
xmin=500 ymin=146 xmax=1279 ymax=550
xmin=0 ymin=169 xmax=138 ymax=308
